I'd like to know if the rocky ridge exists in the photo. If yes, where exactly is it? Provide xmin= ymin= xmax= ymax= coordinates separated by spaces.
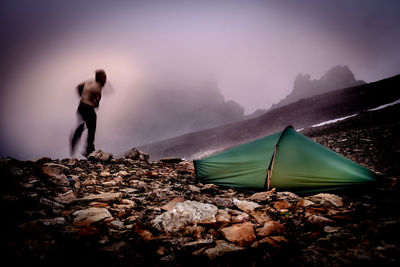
xmin=271 ymin=65 xmax=365 ymax=109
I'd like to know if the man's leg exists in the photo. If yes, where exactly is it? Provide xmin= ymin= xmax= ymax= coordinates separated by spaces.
xmin=70 ymin=122 xmax=85 ymax=155
xmin=85 ymin=108 xmax=97 ymax=156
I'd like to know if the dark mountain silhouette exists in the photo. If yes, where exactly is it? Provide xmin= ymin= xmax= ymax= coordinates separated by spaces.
xmin=117 ymin=77 xmax=244 ymax=147
xmin=138 ymin=74 xmax=400 ymax=160
xmin=271 ymin=65 xmax=365 ymax=109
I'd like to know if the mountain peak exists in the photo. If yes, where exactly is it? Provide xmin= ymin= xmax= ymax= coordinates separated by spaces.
xmin=272 ymin=65 xmax=365 ymax=109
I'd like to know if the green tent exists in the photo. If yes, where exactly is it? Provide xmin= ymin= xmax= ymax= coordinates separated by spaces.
xmin=194 ymin=126 xmax=376 ymax=192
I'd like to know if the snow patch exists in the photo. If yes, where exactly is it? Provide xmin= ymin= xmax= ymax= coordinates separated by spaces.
xmin=368 ymin=99 xmax=400 ymax=111
xmin=311 ymin=114 xmax=358 ymax=128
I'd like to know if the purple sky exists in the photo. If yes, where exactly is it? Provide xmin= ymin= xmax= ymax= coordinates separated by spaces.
xmin=1 ymin=0 xmax=399 ymax=159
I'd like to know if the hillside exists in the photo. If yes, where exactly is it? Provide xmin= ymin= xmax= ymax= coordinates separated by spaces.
xmin=139 ymin=74 xmax=400 ymax=160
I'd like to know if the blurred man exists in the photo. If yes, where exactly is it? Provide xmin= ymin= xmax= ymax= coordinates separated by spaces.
xmin=70 ymin=69 xmax=107 ymax=157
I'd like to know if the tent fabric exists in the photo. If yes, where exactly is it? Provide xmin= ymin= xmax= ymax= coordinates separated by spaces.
xmin=194 ymin=126 xmax=376 ymax=192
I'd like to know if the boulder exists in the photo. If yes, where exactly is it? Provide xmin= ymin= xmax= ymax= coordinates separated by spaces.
xmin=41 ymin=163 xmax=69 ymax=186
xmin=54 ymin=190 xmax=77 ymax=204
xmin=249 ymin=189 xmax=275 ymax=202
xmin=125 ymin=148 xmax=149 ymax=162
xmin=307 ymin=193 xmax=343 ymax=207
xmin=256 ymin=221 xmax=284 ymax=237
xmin=79 ymin=192 xmax=122 ymax=203
xmin=152 ymin=201 xmax=218 ymax=232
xmin=88 ymin=150 xmax=113 ymax=162
xmin=216 ymin=209 xmax=231 ymax=223
xmin=99 ymin=171 xmax=111 ymax=177
xmin=272 ymin=200 xmax=292 ymax=211
xmin=72 ymin=207 xmax=112 ymax=226
xmin=220 ymin=222 xmax=256 ymax=246
xmin=307 ymin=215 xmax=335 ymax=225
xmin=276 ymin=191 xmax=301 ymax=201
xmin=42 ymin=217 xmax=67 ymax=226
xmin=233 ymin=198 xmax=260 ymax=213
xmin=324 ymin=226 xmax=341 ymax=233
xmin=297 ymin=199 xmax=315 ymax=208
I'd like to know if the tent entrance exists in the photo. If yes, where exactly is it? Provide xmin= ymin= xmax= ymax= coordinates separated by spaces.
xmin=265 ymin=146 xmax=277 ymax=190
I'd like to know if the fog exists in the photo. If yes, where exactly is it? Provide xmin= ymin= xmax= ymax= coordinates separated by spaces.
xmin=1 ymin=0 xmax=399 ymax=159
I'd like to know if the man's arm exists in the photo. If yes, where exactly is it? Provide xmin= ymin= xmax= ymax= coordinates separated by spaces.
xmin=76 ymin=83 xmax=84 ymax=96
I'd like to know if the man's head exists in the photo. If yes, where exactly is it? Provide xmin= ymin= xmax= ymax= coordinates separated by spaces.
xmin=95 ymin=69 xmax=107 ymax=86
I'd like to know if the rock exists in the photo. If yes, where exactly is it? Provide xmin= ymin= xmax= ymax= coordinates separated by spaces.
xmin=156 ymin=246 xmax=167 ymax=256
xmin=203 ymin=240 xmax=245 ymax=260
xmin=152 ymin=201 xmax=218 ymax=232
xmin=216 ymin=209 xmax=231 ymax=223
xmin=125 ymin=148 xmax=149 ymax=162
xmin=101 ymin=241 xmax=127 ymax=252
xmin=324 ymin=226 xmax=341 ymax=233
xmin=79 ymin=192 xmax=122 ymax=203
xmin=108 ymin=219 xmax=125 ymax=229
xmin=229 ymin=209 xmax=250 ymax=223
xmin=88 ymin=150 xmax=113 ymax=161
xmin=184 ymin=239 xmax=214 ymax=248
xmin=72 ymin=207 xmax=112 ymax=226
xmin=250 ymin=210 xmax=273 ymax=224
xmin=117 ymin=171 xmax=129 ymax=177
xmin=233 ymin=198 xmax=260 ymax=213
xmin=102 ymin=181 xmax=117 ymax=187
xmin=184 ymin=225 xmax=205 ymax=239
xmin=100 ymin=171 xmax=111 ymax=177
xmin=42 ymin=217 xmax=66 ymax=226
xmin=220 ymin=222 xmax=256 ymax=246
xmin=177 ymin=161 xmax=195 ymax=173
xmin=307 ymin=215 xmax=335 ymax=225
xmin=64 ymin=158 xmax=78 ymax=166
xmin=0 ymin=158 xmax=24 ymax=178
xmin=256 ymin=221 xmax=284 ymax=237
xmin=297 ymin=199 xmax=315 ymax=208
xmin=121 ymin=199 xmax=136 ymax=207
xmin=200 ymin=184 xmax=220 ymax=193
xmin=213 ymin=197 xmax=233 ymax=208
xmin=119 ymin=188 xmax=138 ymax=195
xmin=276 ymin=191 xmax=301 ymax=201
xmin=161 ymin=196 xmax=185 ymax=211
xmin=306 ymin=193 xmax=343 ymax=207
xmin=134 ymin=226 xmax=155 ymax=241
xmin=188 ymin=185 xmax=200 ymax=193
xmin=249 ymin=189 xmax=275 ymax=202
xmin=32 ymin=157 xmax=52 ymax=164
xmin=54 ymin=190 xmax=77 ymax=204
xmin=41 ymin=163 xmax=69 ymax=186
xmin=305 ymin=207 xmax=326 ymax=217
xmin=272 ymin=200 xmax=292 ymax=211
xmin=39 ymin=197 xmax=65 ymax=209
xmin=89 ymin=202 xmax=110 ymax=208
xmin=251 ymin=235 xmax=288 ymax=249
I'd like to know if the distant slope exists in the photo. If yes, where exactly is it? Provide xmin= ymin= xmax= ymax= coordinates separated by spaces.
xmin=138 ymin=74 xmax=400 ymax=160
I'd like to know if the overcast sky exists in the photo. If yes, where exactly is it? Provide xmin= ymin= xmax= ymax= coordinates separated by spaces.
xmin=1 ymin=0 xmax=399 ymax=159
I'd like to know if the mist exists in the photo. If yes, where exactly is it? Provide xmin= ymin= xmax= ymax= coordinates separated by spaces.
xmin=1 ymin=0 xmax=399 ymax=160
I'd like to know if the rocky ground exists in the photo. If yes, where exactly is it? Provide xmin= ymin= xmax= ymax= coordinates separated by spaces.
xmin=1 ymin=104 xmax=399 ymax=266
